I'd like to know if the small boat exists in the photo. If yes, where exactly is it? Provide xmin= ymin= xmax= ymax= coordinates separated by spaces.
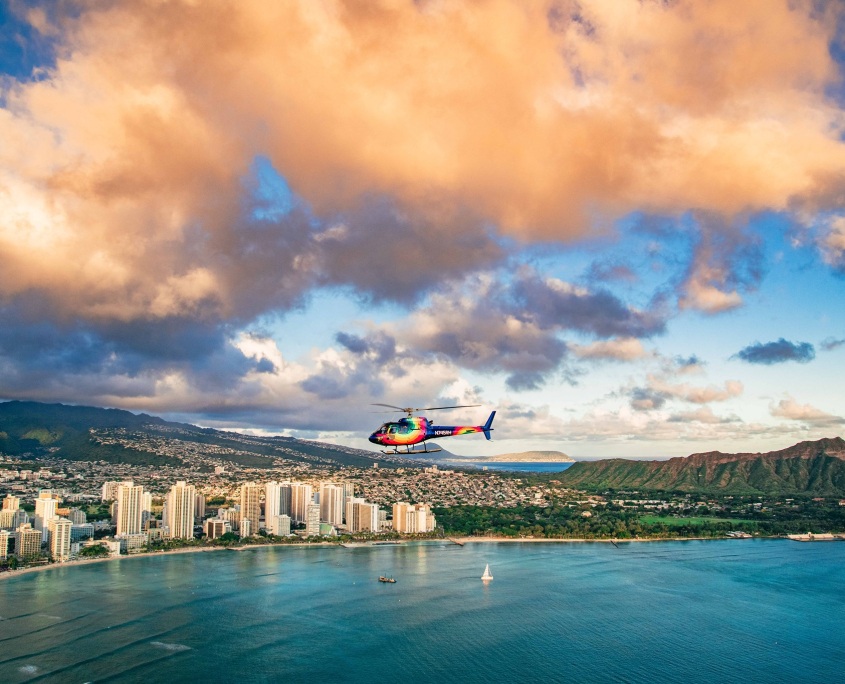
xmin=481 ymin=564 xmax=493 ymax=581
xmin=378 ymin=576 xmax=397 ymax=583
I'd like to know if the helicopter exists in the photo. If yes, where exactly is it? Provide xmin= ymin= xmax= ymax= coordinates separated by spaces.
xmin=368 ymin=403 xmax=495 ymax=455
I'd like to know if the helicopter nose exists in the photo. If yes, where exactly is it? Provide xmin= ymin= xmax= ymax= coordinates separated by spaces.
xmin=368 ymin=433 xmax=380 ymax=444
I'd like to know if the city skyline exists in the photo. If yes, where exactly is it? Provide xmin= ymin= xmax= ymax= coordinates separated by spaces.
xmin=1 ymin=2 xmax=844 ymax=460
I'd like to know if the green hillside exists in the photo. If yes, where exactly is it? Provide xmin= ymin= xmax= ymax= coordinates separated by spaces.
xmin=559 ymin=437 xmax=845 ymax=495
xmin=0 ymin=400 xmax=393 ymax=469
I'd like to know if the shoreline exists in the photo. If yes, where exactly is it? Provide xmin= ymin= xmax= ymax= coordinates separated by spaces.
xmin=0 ymin=534 xmax=780 ymax=582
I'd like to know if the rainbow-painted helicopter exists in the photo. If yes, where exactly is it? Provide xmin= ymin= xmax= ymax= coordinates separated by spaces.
xmin=368 ymin=403 xmax=495 ymax=454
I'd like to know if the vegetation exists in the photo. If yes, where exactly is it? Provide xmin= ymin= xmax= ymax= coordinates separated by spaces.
xmin=0 ymin=399 xmax=391 ymax=469
xmin=557 ymin=439 xmax=845 ymax=496
xmin=77 ymin=544 xmax=111 ymax=558
xmin=435 ymin=497 xmax=845 ymax=539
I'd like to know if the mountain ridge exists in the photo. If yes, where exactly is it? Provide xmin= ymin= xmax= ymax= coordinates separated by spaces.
xmin=558 ymin=437 xmax=845 ymax=495
xmin=0 ymin=400 xmax=399 ymax=469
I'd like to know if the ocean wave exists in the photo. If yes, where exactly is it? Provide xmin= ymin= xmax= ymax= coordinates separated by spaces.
xmin=151 ymin=641 xmax=191 ymax=652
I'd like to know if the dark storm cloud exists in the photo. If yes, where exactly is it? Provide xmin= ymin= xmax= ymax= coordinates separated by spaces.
xmin=735 ymin=338 xmax=816 ymax=365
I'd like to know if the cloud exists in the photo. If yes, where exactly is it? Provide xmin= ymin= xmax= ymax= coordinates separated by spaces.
xmin=770 ymin=397 xmax=844 ymax=426
xmin=353 ymin=271 xmax=666 ymax=390
xmin=678 ymin=214 xmax=765 ymax=314
xmin=630 ymin=387 xmax=667 ymax=411
xmin=630 ymin=375 xmax=743 ymax=410
xmin=0 ymin=0 xmax=844 ymax=442
xmin=511 ymin=273 xmax=665 ymax=338
xmin=667 ymin=407 xmax=740 ymax=424
xmin=735 ymin=338 xmax=816 ymax=365
xmin=820 ymin=337 xmax=845 ymax=351
xmin=315 ymin=195 xmax=503 ymax=303
xmin=335 ymin=330 xmax=397 ymax=363
xmin=817 ymin=215 xmax=845 ymax=273
xmin=571 ymin=337 xmax=648 ymax=362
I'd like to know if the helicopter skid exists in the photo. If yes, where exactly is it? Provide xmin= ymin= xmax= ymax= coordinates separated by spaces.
xmin=382 ymin=444 xmax=442 ymax=455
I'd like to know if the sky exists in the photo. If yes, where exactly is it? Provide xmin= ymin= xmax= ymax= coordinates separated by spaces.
xmin=1 ymin=0 xmax=844 ymax=460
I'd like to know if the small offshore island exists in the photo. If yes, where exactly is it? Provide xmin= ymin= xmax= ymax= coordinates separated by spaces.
xmin=448 ymin=450 xmax=576 ymax=463
xmin=2 ymin=403 xmax=845 ymax=578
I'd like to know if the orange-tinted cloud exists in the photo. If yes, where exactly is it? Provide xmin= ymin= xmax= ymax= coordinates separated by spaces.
xmin=1 ymin=0 xmax=844 ymax=323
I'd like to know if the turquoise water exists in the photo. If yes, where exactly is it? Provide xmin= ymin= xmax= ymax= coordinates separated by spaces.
xmin=1 ymin=539 xmax=844 ymax=683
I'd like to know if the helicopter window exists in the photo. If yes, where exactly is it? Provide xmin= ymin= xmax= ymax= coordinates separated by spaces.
xmin=388 ymin=426 xmax=399 ymax=434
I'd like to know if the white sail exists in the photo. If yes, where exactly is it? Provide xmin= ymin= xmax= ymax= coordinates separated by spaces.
xmin=481 ymin=564 xmax=493 ymax=581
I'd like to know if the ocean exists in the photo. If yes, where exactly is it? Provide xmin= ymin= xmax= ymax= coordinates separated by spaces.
xmin=1 ymin=539 xmax=843 ymax=683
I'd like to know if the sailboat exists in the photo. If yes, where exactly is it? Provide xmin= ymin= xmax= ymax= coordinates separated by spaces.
xmin=481 ymin=564 xmax=493 ymax=581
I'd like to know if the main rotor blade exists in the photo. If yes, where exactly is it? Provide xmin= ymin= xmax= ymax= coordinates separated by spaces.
xmin=371 ymin=403 xmax=407 ymax=411
xmin=370 ymin=403 xmax=481 ymax=413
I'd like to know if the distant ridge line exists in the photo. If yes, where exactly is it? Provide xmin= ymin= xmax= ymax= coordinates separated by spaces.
xmin=558 ymin=437 xmax=845 ymax=495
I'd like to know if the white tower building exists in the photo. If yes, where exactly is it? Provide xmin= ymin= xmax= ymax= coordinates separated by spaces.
xmin=320 ymin=483 xmax=345 ymax=527
xmin=48 ymin=517 xmax=72 ymax=561
xmin=305 ymin=503 xmax=321 ymax=537
xmin=166 ymin=481 xmax=196 ymax=540
xmin=116 ymin=481 xmax=144 ymax=536
xmin=240 ymin=482 xmax=262 ymax=533
xmin=34 ymin=495 xmax=58 ymax=542
xmin=290 ymin=483 xmax=313 ymax=523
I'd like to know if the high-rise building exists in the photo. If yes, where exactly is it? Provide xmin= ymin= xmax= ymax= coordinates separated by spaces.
xmin=279 ymin=483 xmax=292 ymax=517
xmin=3 ymin=494 xmax=20 ymax=511
xmin=166 ymin=481 xmax=196 ymax=540
xmin=345 ymin=498 xmax=380 ymax=533
xmin=265 ymin=482 xmax=293 ymax=535
xmin=240 ymin=482 xmax=262 ymax=533
xmin=68 ymin=508 xmax=87 ymax=525
xmin=101 ymin=481 xmax=121 ymax=502
xmin=15 ymin=523 xmax=42 ymax=560
xmin=360 ymin=502 xmax=380 ymax=532
xmin=267 ymin=514 xmax=291 ymax=536
xmin=142 ymin=491 xmax=153 ymax=526
xmin=320 ymin=483 xmax=345 ymax=527
xmin=219 ymin=506 xmax=241 ymax=531
xmin=290 ymin=482 xmax=313 ymax=523
xmin=48 ymin=517 xmax=72 ymax=561
xmin=116 ymin=481 xmax=144 ymax=536
xmin=205 ymin=518 xmax=232 ymax=539
xmin=392 ymin=502 xmax=437 ymax=534
xmin=70 ymin=523 xmax=95 ymax=542
xmin=34 ymin=495 xmax=58 ymax=542
xmin=305 ymin=503 xmax=321 ymax=537
xmin=0 ymin=529 xmax=10 ymax=560
xmin=265 ymin=481 xmax=282 ymax=522
xmin=195 ymin=493 xmax=206 ymax=520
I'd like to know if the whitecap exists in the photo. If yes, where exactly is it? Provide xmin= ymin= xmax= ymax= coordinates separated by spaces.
xmin=151 ymin=641 xmax=191 ymax=652
xmin=19 ymin=664 xmax=39 ymax=674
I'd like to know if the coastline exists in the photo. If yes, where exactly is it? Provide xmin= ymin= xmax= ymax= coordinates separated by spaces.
xmin=0 ymin=534 xmax=775 ymax=582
